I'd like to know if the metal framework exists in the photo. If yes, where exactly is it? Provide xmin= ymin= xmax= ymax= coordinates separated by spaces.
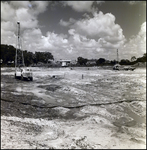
xmin=117 ymin=49 xmax=119 ymax=63
xmin=15 ymin=21 xmax=25 ymax=69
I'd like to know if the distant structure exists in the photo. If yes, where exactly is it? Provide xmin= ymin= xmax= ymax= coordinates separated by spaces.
xmin=117 ymin=49 xmax=119 ymax=63
xmin=57 ymin=59 xmax=71 ymax=67
xmin=0 ymin=59 xmax=3 ymax=64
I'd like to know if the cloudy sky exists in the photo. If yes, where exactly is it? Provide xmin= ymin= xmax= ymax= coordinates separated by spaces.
xmin=1 ymin=1 xmax=146 ymax=61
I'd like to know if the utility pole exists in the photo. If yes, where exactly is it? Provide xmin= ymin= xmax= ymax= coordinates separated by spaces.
xmin=117 ymin=49 xmax=119 ymax=63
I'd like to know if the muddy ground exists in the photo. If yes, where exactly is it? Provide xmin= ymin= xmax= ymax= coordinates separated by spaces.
xmin=1 ymin=67 xmax=146 ymax=149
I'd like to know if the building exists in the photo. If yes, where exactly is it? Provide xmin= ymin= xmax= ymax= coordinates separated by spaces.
xmin=57 ymin=60 xmax=71 ymax=67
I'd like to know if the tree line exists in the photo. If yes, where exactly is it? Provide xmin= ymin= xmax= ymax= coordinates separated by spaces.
xmin=1 ymin=44 xmax=54 ymax=66
xmin=0 ymin=44 xmax=146 ymax=67
xmin=77 ymin=53 xmax=146 ymax=66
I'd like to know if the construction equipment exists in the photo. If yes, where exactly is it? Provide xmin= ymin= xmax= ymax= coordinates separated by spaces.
xmin=15 ymin=21 xmax=33 ymax=81
xmin=113 ymin=49 xmax=135 ymax=71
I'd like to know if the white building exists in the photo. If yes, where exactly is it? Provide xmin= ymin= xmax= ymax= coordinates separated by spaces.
xmin=57 ymin=60 xmax=71 ymax=67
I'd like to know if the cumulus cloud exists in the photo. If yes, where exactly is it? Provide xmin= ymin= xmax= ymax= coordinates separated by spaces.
xmin=29 ymin=1 xmax=49 ymax=15
xmin=62 ymin=1 xmax=103 ymax=12
xmin=1 ymin=2 xmax=15 ymax=21
xmin=1 ymin=1 xmax=50 ymax=31
xmin=1 ymin=1 xmax=126 ymax=60
xmin=58 ymin=11 xmax=127 ymax=60
xmin=71 ymin=11 xmax=125 ymax=40
xmin=62 ymin=11 xmax=126 ymax=56
xmin=60 ymin=11 xmax=126 ymax=46
xmin=21 ymin=29 xmax=70 ymax=59
xmin=63 ymin=1 xmax=94 ymax=12
xmin=1 ymin=1 xmax=70 ymax=60
xmin=120 ymin=22 xmax=146 ymax=60
xmin=59 ymin=18 xmax=76 ymax=27
xmin=59 ymin=19 xmax=71 ymax=27
xmin=1 ymin=1 xmax=49 ymax=46
xmin=10 ymin=1 xmax=30 ymax=8
xmin=15 ymin=8 xmax=38 ymax=30
xmin=1 ymin=21 xmax=16 ymax=32
xmin=2 ymin=1 xmax=144 ymax=61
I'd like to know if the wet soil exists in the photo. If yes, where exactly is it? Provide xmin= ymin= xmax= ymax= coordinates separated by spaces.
xmin=1 ymin=67 xmax=146 ymax=149
xmin=1 ymin=71 xmax=146 ymax=121
xmin=1 ymin=74 xmax=87 ymax=120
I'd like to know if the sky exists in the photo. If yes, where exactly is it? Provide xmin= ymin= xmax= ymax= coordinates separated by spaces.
xmin=1 ymin=1 xmax=146 ymax=61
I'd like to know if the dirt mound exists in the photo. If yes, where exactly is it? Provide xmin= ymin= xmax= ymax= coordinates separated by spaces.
xmin=38 ymin=84 xmax=61 ymax=92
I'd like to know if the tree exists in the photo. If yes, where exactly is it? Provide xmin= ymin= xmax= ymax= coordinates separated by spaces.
xmin=120 ymin=59 xmax=130 ymax=65
xmin=110 ymin=60 xmax=117 ymax=65
xmin=1 ymin=44 xmax=54 ymax=66
xmin=1 ymin=44 xmax=16 ymax=64
xmin=131 ymin=56 xmax=136 ymax=62
xmin=77 ymin=57 xmax=88 ymax=65
xmin=42 ymin=52 xmax=54 ymax=63
xmin=23 ymin=51 xmax=34 ymax=66
xmin=142 ymin=53 xmax=146 ymax=62
xmin=96 ymin=58 xmax=105 ymax=65
xmin=35 ymin=51 xmax=54 ymax=64
xmin=32 ymin=53 xmax=37 ymax=64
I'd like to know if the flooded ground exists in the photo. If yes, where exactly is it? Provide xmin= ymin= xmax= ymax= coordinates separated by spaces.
xmin=1 ymin=67 xmax=146 ymax=149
